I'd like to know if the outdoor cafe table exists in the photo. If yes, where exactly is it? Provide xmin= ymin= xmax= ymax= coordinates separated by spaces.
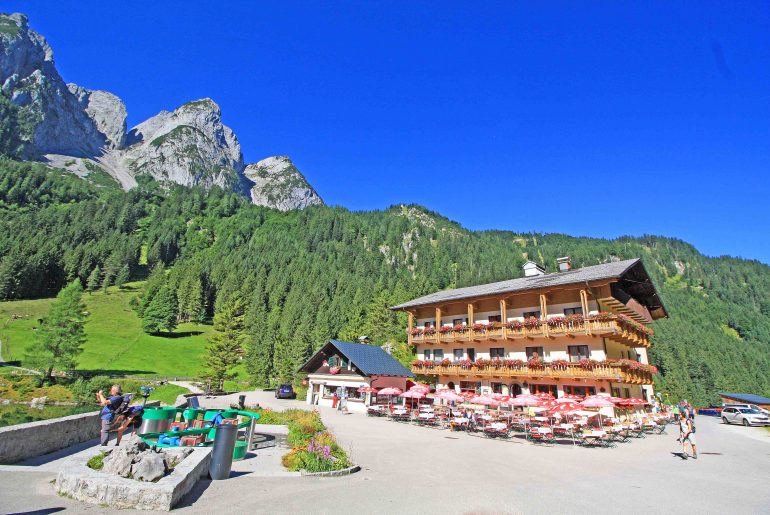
xmin=582 ymin=430 xmax=608 ymax=447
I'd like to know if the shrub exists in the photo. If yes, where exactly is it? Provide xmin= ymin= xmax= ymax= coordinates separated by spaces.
xmin=87 ymin=452 xmax=106 ymax=470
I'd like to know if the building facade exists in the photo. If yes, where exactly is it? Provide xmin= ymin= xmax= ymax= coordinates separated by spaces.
xmin=299 ymin=340 xmax=414 ymax=413
xmin=391 ymin=258 xmax=667 ymax=400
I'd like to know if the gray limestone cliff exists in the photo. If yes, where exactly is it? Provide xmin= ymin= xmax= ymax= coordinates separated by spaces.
xmin=244 ymin=156 xmax=323 ymax=211
xmin=0 ymin=12 xmax=323 ymax=210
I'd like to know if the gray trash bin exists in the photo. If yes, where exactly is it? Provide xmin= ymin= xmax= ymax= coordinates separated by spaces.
xmin=209 ymin=424 xmax=237 ymax=480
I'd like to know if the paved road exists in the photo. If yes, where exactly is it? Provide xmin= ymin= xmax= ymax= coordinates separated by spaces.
xmin=2 ymin=392 xmax=769 ymax=514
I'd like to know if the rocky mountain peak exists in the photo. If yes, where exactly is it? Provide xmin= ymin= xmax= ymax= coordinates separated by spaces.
xmin=0 ymin=13 xmax=323 ymax=210
xmin=244 ymin=156 xmax=324 ymax=211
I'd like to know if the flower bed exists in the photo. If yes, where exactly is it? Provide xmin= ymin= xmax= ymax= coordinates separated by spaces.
xmin=254 ymin=409 xmax=351 ymax=473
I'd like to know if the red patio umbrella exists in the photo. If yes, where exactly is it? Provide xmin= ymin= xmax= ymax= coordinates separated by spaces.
xmin=357 ymin=386 xmax=379 ymax=393
xmin=378 ymin=387 xmax=402 ymax=410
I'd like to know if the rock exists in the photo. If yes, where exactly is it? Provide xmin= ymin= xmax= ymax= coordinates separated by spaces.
xmin=244 ymin=156 xmax=324 ymax=211
xmin=162 ymin=448 xmax=192 ymax=470
xmin=131 ymin=451 xmax=166 ymax=482
xmin=29 ymin=396 xmax=47 ymax=408
xmin=121 ymin=98 xmax=244 ymax=190
xmin=123 ymin=435 xmax=148 ymax=455
xmin=102 ymin=447 xmax=133 ymax=478
xmin=0 ymin=13 xmax=107 ymax=157
xmin=68 ymin=84 xmax=127 ymax=148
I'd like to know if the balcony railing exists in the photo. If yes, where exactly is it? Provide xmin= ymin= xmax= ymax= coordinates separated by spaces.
xmin=409 ymin=315 xmax=651 ymax=348
xmin=411 ymin=362 xmax=653 ymax=385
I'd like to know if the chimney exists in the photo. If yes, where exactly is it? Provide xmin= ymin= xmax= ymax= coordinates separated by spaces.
xmin=523 ymin=261 xmax=546 ymax=277
xmin=557 ymin=256 xmax=572 ymax=272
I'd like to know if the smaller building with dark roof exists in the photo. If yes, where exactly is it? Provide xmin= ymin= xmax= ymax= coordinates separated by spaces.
xmin=719 ymin=392 xmax=770 ymax=410
xmin=300 ymin=340 xmax=413 ymax=412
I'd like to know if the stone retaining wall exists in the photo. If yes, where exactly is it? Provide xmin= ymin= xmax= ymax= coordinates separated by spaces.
xmin=56 ymin=447 xmax=212 ymax=511
xmin=0 ymin=410 xmax=100 ymax=464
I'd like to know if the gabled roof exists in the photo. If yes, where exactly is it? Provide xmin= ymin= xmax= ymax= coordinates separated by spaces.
xmin=299 ymin=340 xmax=414 ymax=377
xmin=719 ymin=392 xmax=770 ymax=405
xmin=391 ymin=259 xmax=645 ymax=310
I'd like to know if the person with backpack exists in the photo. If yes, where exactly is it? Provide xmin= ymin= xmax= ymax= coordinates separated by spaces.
xmin=679 ymin=411 xmax=698 ymax=460
xmin=96 ymin=384 xmax=124 ymax=446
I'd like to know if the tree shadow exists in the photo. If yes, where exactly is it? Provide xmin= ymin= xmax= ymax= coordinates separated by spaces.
xmin=75 ymin=369 xmax=158 ymax=377
xmin=156 ymin=331 xmax=204 ymax=339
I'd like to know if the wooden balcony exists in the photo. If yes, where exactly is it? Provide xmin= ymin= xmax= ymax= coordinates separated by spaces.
xmin=409 ymin=316 xmax=651 ymax=349
xmin=411 ymin=363 xmax=653 ymax=385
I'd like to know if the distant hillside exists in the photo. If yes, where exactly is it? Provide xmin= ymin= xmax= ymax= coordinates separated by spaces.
xmin=1 ymin=159 xmax=768 ymax=405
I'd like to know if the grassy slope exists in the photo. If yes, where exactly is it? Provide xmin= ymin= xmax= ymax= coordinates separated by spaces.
xmin=0 ymin=283 xmax=244 ymax=379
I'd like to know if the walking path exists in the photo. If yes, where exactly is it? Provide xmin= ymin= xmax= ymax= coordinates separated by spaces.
xmin=1 ymin=391 xmax=769 ymax=514
xmin=0 ymin=338 xmax=40 ymax=374
xmin=169 ymin=380 xmax=204 ymax=394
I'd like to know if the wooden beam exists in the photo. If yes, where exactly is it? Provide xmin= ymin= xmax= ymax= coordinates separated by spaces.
xmin=500 ymin=298 xmax=507 ymax=339
xmin=467 ymin=302 xmax=474 ymax=340
xmin=408 ymin=311 xmax=414 ymax=346
xmin=435 ymin=306 xmax=442 ymax=344
xmin=540 ymin=294 xmax=548 ymax=337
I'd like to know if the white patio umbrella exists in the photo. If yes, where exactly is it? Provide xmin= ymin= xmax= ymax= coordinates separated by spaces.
xmin=580 ymin=396 xmax=616 ymax=427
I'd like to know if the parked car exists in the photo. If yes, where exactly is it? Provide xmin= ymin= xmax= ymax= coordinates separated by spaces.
xmin=723 ymin=403 xmax=770 ymax=417
xmin=275 ymin=384 xmax=297 ymax=399
xmin=721 ymin=406 xmax=770 ymax=426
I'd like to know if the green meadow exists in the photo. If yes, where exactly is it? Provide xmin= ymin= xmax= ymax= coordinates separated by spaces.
xmin=0 ymin=282 xmax=245 ymax=379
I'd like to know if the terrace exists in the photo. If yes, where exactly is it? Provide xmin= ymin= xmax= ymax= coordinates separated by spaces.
xmin=410 ymin=360 xmax=654 ymax=385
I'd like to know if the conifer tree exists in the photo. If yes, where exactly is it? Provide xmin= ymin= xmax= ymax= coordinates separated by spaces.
xmin=203 ymin=297 xmax=246 ymax=391
xmin=86 ymin=266 xmax=101 ymax=293
xmin=101 ymin=267 xmax=114 ymax=293
xmin=25 ymin=279 xmax=87 ymax=383
xmin=142 ymin=286 xmax=178 ymax=335
xmin=115 ymin=264 xmax=130 ymax=289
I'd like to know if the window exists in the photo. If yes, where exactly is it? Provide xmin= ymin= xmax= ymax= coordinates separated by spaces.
xmin=466 ymin=348 xmax=476 ymax=361
xmin=563 ymin=385 xmax=596 ymax=397
xmin=460 ymin=381 xmax=480 ymax=393
xmin=453 ymin=349 xmax=464 ymax=360
xmin=424 ymin=350 xmax=431 ymax=360
xmin=529 ymin=384 xmax=558 ymax=397
xmin=526 ymin=346 xmax=544 ymax=360
xmin=345 ymin=387 xmax=365 ymax=401
xmin=327 ymin=356 xmax=338 ymax=367
xmin=623 ymin=388 xmax=631 ymax=398
xmin=452 ymin=318 xmax=466 ymax=326
xmin=423 ymin=321 xmax=433 ymax=328
xmin=490 ymin=348 xmax=505 ymax=358
xmin=523 ymin=310 xmax=541 ymax=319
xmin=488 ymin=315 xmax=501 ymax=323
xmin=433 ymin=349 xmax=444 ymax=360
xmin=491 ymin=382 xmax=503 ymax=394
xmin=564 ymin=307 xmax=583 ymax=316
xmin=568 ymin=345 xmax=590 ymax=362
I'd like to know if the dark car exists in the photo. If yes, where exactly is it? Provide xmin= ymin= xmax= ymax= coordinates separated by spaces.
xmin=275 ymin=384 xmax=296 ymax=399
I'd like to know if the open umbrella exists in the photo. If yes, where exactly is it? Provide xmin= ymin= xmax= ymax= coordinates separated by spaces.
xmin=399 ymin=390 xmax=425 ymax=410
xmin=580 ymin=396 xmax=615 ymax=427
xmin=378 ymin=387 xmax=402 ymax=410
xmin=357 ymin=386 xmax=379 ymax=393
xmin=549 ymin=401 xmax=581 ymax=444
xmin=469 ymin=395 xmax=500 ymax=407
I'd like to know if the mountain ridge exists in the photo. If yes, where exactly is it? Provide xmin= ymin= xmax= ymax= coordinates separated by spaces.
xmin=0 ymin=12 xmax=322 ymax=211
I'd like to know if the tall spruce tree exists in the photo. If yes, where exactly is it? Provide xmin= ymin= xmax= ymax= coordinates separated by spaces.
xmin=25 ymin=279 xmax=87 ymax=383
xmin=203 ymin=297 xmax=246 ymax=390
xmin=142 ymin=286 xmax=178 ymax=335
xmin=86 ymin=266 xmax=101 ymax=293
xmin=115 ymin=264 xmax=130 ymax=289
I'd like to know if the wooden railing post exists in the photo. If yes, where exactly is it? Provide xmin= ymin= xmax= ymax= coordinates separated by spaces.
xmin=468 ymin=303 xmax=474 ymax=340
xmin=408 ymin=311 xmax=414 ymax=346
xmin=435 ymin=307 xmax=442 ymax=344
xmin=540 ymin=294 xmax=548 ymax=338
xmin=500 ymin=299 xmax=507 ymax=339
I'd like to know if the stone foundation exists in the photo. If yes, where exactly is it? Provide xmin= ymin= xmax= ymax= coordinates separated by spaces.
xmin=55 ymin=447 xmax=212 ymax=511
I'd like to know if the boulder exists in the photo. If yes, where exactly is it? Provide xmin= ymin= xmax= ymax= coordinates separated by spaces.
xmin=131 ymin=451 xmax=166 ymax=482
xmin=162 ymin=448 xmax=192 ymax=470
xmin=102 ymin=447 xmax=133 ymax=478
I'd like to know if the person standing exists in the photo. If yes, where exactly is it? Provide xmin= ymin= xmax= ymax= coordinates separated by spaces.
xmin=679 ymin=411 xmax=698 ymax=459
xmin=96 ymin=385 xmax=123 ymax=446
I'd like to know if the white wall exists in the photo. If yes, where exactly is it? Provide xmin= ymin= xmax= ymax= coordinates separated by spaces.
xmin=418 ymin=336 xmax=606 ymax=361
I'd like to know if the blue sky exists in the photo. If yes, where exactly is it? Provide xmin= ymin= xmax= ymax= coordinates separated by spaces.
xmin=6 ymin=2 xmax=770 ymax=263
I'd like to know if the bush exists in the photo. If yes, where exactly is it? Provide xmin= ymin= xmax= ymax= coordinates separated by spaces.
xmin=87 ymin=451 xmax=106 ymax=470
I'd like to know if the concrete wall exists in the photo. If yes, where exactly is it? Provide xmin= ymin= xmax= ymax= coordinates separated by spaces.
xmin=0 ymin=410 xmax=100 ymax=464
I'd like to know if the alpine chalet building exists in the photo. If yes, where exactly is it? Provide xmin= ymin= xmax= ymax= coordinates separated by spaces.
xmin=391 ymin=258 xmax=667 ymax=401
